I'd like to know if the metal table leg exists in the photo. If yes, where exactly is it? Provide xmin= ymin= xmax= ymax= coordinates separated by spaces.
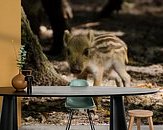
xmin=110 ymin=96 xmax=127 ymax=130
xmin=0 ymin=96 xmax=18 ymax=130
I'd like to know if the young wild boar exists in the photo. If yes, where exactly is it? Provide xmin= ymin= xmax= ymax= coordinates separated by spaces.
xmin=64 ymin=30 xmax=131 ymax=88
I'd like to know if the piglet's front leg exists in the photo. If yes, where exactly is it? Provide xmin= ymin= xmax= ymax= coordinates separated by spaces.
xmin=93 ymin=69 xmax=104 ymax=110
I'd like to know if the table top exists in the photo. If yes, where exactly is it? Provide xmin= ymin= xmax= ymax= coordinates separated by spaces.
xmin=0 ymin=86 xmax=159 ymax=97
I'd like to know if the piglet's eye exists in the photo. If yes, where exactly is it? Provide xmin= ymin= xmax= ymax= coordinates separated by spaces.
xmin=83 ymin=48 xmax=89 ymax=57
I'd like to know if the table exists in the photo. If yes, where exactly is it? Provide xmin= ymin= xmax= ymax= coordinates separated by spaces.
xmin=0 ymin=86 xmax=158 ymax=130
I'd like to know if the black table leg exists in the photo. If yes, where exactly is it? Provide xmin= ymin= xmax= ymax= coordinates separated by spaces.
xmin=110 ymin=96 xmax=127 ymax=130
xmin=0 ymin=96 xmax=18 ymax=130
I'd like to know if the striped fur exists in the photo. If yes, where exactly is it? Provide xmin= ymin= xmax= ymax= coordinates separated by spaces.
xmin=64 ymin=30 xmax=131 ymax=89
xmin=90 ymin=33 xmax=128 ymax=63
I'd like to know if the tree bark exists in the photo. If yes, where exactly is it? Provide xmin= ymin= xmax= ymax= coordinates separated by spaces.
xmin=21 ymin=7 xmax=68 ymax=86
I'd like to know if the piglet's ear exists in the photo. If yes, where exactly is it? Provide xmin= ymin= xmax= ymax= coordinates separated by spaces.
xmin=87 ymin=30 xmax=94 ymax=43
xmin=63 ymin=30 xmax=72 ymax=46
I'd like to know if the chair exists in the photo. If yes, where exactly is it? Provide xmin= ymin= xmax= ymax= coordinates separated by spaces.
xmin=128 ymin=109 xmax=154 ymax=130
xmin=65 ymin=79 xmax=96 ymax=130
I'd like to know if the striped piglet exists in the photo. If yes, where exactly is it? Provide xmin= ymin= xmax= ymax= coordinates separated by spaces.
xmin=64 ymin=30 xmax=131 ymax=88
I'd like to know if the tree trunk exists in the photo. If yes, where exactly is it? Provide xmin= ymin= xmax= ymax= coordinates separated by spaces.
xmin=41 ymin=0 xmax=71 ymax=56
xmin=21 ymin=7 xmax=68 ymax=86
xmin=100 ymin=0 xmax=123 ymax=18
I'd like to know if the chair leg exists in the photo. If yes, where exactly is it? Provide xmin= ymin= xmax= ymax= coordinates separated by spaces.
xmin=87 ymin=109 xmax=95 ymax=130
xmin=136 ymin=118 xmax=141 ymax=130
xmin=65 ymin=110 xmax=74 ymax=130
xmin=148 ymin=117 xmax=154 ymax=130
xmin=128 ymin=116 xmax=134 ymax=130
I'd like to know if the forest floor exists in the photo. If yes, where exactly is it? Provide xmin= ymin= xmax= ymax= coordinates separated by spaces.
xmin=22 ymin=0 xmax=163 ymax=126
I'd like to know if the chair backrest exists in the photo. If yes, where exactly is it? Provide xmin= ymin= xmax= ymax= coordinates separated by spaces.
xmin=69 ymin=79 xmax=89 ymax=87
xmin=65 ymin=79 xmax=95 ymax=109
